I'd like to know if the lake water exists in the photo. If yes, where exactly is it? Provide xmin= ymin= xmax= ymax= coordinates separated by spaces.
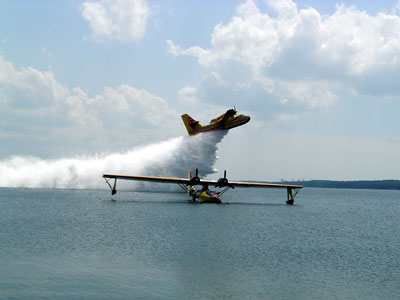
xmin=0 ymin=187 xmax=399 ymax=299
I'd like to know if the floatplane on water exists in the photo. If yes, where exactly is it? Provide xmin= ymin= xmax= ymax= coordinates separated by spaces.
xmin=103 ymin=169 xmax=303 ymax=205
xmin=104 ymin=108 xmax=303 ymax=204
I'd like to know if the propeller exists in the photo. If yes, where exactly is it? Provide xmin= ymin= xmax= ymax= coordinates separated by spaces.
xmin=188 ymin=168 xmax=201 ymax=186
xmin=216 ymin=170 xmax=234 ymax=189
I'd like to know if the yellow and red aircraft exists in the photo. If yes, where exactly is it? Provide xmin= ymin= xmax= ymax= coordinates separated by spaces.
xmin=181 ymin=108 xmax=250 ymax=135
xmin=103 ymin=169 xmax=303 ymax=204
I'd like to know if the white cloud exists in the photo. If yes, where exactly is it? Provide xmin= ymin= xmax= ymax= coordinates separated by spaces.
xmin=0 ymin=55 xmax=179 ymax=158
xmin=168 ymin=0 xmax=400 ymax=116
xmin=0 ymin=56 xmax=68 ymax=109
xmin=166 ymin=40 xmax=209 ymax=62
xmin=86 ymin=84 xmax=177 ymax=126
xmin=266 ymin=0 xmax=297 ymax=18
xmin=277 ymin=80 xmax=338 ymax=110
xmin=178 ymin=86 xmax=197 ymax=104
xmin=81 ymin=0 xmax=150 ymax=42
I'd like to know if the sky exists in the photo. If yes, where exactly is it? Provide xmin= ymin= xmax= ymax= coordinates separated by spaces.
xmin=1 ymin=0 xmax=400 ymax=181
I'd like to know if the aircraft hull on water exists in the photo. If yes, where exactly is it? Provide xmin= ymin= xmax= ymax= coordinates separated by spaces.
xmin=192 ymin=190 xmax=221 ymax=204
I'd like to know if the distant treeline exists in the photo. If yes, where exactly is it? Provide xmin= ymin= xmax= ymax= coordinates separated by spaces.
xmin=276 ymin=180 xmax=400 ymax=190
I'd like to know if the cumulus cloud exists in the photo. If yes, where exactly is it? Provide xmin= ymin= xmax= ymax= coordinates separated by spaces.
xmin=0 ymin=56 xmax=68 ymax=109
xmin=0 ymin=55 xmax=179 ymax=158
xmin=168 ymin=0 xmax=400 ymax=118
xmin=81 ymin=0 xmax=150 ymax=42
xmin=178 ymin=86 xmax=198 ymax=104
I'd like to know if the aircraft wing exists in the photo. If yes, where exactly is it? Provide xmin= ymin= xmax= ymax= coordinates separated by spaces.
xmin=103 ymin=174 xmax=302 ymax=189
xmin=223 ymin=181 xmax=303 ymax=189
xmin=219 ymin=108 xmax=236 ymax=124
xmin=103 ymin=174 xmax=190 ymax=185
xmin=219 ymin=112 xmax=231 ymax=125
xmin=103 ymin=174 xmax=228 ymax=187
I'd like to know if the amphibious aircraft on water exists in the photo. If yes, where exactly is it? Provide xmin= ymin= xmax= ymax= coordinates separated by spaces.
xmin=103 ymin=169 xmax=303 ymax=205
xmin=181 ymin=107 xmax=250 ymax=135
xmin=103 ymin=108 xmax=302 ymax=204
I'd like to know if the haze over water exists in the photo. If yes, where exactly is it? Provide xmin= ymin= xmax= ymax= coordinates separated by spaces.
xmin=1 ymin=187 xmax=399 ymax=299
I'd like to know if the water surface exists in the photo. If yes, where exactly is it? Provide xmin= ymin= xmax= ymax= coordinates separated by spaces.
xmin=1 ymin=187 xmax=399 ymax=299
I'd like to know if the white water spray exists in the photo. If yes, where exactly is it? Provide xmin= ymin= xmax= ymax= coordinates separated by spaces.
xmin=0 ymin=131 xmax=227 ymax=190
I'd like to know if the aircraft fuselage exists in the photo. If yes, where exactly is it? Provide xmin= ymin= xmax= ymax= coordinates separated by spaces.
xmin=181 ymin=108 xmax=250 ymax=135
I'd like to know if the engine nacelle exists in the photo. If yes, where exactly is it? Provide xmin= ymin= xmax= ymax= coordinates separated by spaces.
xmin=215 ymin=170 xmax=234 ymax=189
xmin=188 ymin=168 xmax=201 ymax=186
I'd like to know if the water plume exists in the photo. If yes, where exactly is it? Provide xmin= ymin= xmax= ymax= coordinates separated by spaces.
xmin=0 ymin=131 xmax=227 ymax=191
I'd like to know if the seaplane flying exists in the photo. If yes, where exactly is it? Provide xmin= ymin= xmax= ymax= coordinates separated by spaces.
xmin=103 ymin=169 xmax=303 ymax=205
xmin=181 ymin=107 xmax=250 ymax=135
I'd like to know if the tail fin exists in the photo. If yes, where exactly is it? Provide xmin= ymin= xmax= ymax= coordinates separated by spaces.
xmin=181 ymin=114 xmax=202 ymax=135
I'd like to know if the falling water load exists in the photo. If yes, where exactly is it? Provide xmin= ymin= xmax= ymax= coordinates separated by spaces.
xmin=0 ymin=131 xmax=227 ymax=191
